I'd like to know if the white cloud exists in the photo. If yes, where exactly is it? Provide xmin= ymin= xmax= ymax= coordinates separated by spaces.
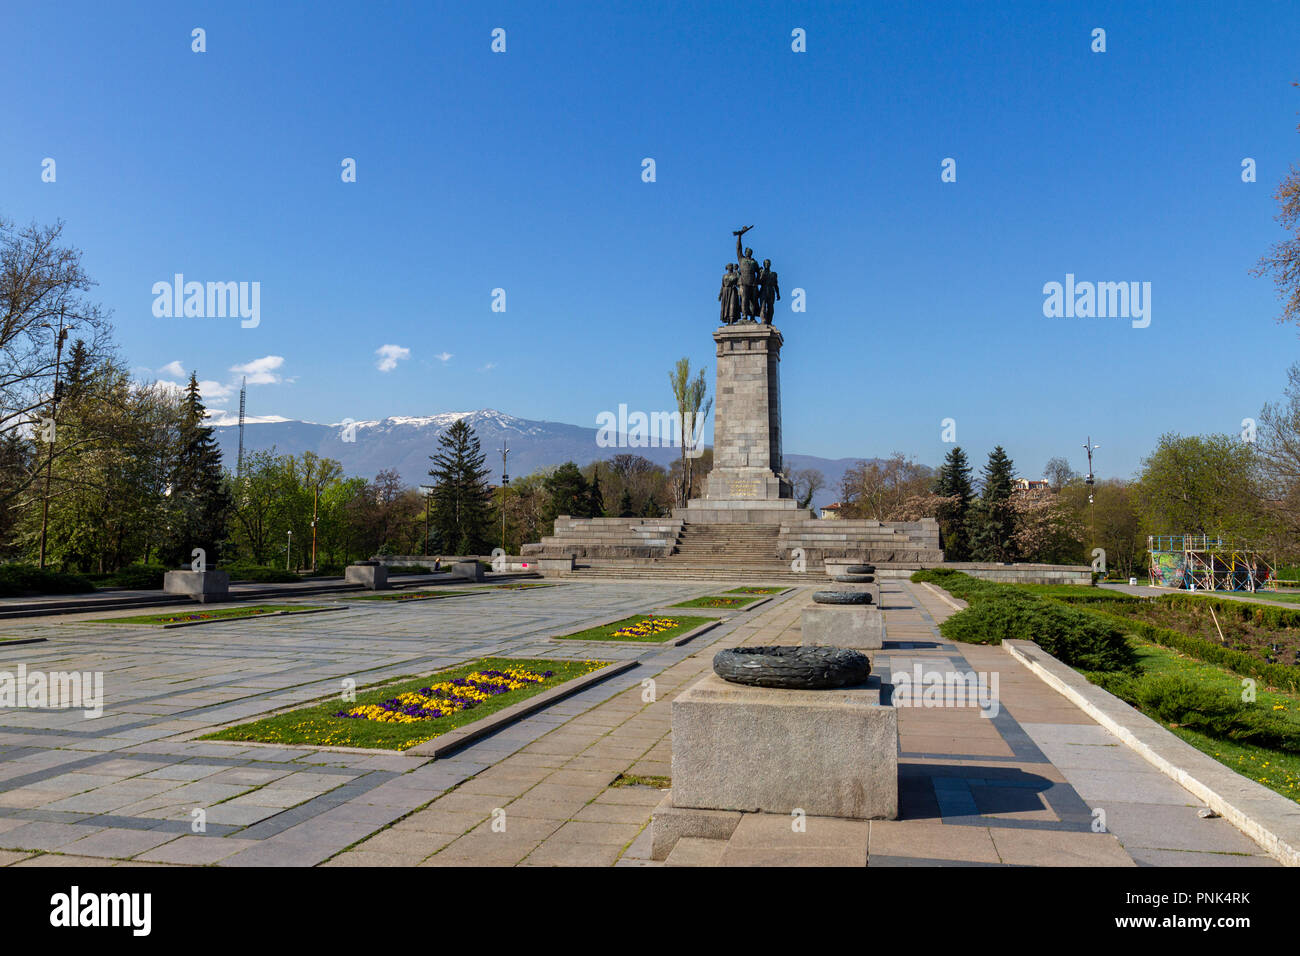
xmin=156 ymin=378 xmax=234 ymax=405
xmin=480 ymin=362 xmax=497 ymax=372
xmin=435 ymin=351 xmax=453 ymax=363
xmin=375 ymin=344 xmax=411 ymax=373
xmin=159 ymin=360 xmax=186 ymax=378
xmin=230 ymin=355 xmax=285 ymax=385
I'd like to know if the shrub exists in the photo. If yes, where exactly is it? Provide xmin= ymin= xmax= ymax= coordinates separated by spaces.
xmin=0 ymin=564 xmax=95 ymax=597
xmin=939 ymin=597 xmax=1137 ymax=672
xmin=1088 ymin=672 xmax=1300 ymax=752
xmin=220 ymin=563 xmax=300 ymax=583
xmin=106 ymin=563 xmax=167 ymax=590
xmin=1083 ymin=605 xmax=1300 ymax=695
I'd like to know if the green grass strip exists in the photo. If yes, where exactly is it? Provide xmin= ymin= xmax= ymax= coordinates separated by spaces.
xmin=93 ymin=604 xmax=321 ymax=625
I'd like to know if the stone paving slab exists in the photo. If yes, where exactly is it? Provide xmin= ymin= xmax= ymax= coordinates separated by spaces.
xmin=0 ymin=576 xmax=1287 ymax=866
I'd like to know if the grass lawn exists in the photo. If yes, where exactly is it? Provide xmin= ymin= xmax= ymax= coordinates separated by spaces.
xmin=350 ymin=590 xmax=471 ymax=602
xmin=725 ymin=586 xmax=784 ymax=595
xmin=93 ymin=604 xmax=324 ymax=625
xmin=204 ymin=656 xmax=607 ymax=751
xmin=1095 ymin=639 xmax=1300 ymax=803
xmin=670 ymin=595 xmax=760 ymax=610
xmin=556 ymin=614 xmax=713 ymax=643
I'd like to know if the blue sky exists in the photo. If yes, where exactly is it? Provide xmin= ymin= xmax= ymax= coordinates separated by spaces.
xmin=4 ymin=0 xmax=1298 ymax=481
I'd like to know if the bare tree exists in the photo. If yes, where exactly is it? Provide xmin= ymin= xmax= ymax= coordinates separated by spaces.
xmin=0 ymin=218 xmax=111 ymax=438
xmin=790 ymin=467 xmax=825 ymax=509
xmin=1043 ymin=456 xmax=1078 ymax=492
xmin=1253 ymin=83 xmax=1300 ymax=328
xmin=668 ymin=357 xmax=712 ymax=508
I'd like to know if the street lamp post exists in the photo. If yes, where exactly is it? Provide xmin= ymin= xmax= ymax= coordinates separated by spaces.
xmin=286 ymin=529 xmax=293 ymax=572
xmin=500 ymin=445 xmax=510 ymax=555
xmin=37 ymin=308 xmax=69 ymax=570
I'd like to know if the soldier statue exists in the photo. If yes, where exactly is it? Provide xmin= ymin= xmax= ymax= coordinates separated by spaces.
xmin=733 ymin=225 xmax=760 ymax=321
xmin=718 ymin=263 xmax=740 ymax=324
xmin=758 ymin=258 xmax=780 ymax=324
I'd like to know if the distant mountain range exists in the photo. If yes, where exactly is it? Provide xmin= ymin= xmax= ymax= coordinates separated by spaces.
xmin=210 ymin=408 xmax=877 ymax=509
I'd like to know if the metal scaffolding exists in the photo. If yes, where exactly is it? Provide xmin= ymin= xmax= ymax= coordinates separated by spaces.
xmin=1147 ymin=534 xmax=1274 ymax=592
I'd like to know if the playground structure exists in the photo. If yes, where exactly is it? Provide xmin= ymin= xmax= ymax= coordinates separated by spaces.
xmin=1147 ymin=534 xmax=1274 ymax=592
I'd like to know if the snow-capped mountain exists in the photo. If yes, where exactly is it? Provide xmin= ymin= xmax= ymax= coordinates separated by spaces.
xmin=210 ymin=408 xmax=866 ymax=508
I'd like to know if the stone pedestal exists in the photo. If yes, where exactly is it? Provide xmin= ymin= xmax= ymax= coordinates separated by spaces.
xmin=679 ymin=323 xmax=805 ymax=525
xmin=800 ymin=604 xmax=884 ymax=650
xmin=450 ymin=561 xmax=484 ymax=582
xmin=669 ymin=672 xmax=898 ymax=819
xmin=345 ymin=563 xmax=388 ymax=590
xmin=163 ymin=570 xmax=230 ymax=604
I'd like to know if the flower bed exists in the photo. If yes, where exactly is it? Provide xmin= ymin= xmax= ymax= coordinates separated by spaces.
xmin=556 ymin=614 xmax=713 ymax=643
xmin=337 ymin=667 xmax=552 ymax=723
xmin=95 ymin=604 xmax=321 ymax=625
xmin=726 ymin=586 xmax=784 ymax=595
xmin=204 ymin=656 xmax=605 ymax=751
xmin=351 ymin=590 xmax=466 ymax=602
xmin=670 ymin=595 xmax=759 ymax=610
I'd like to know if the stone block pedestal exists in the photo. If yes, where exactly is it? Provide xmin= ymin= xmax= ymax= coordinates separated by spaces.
xmin=801 ymin=604 xmax=884 ymax=650
xmin=345 ymin=563 xmax=389 ymax=590
xmin=668 ymin=672 xmax=898 ymax=819
xmin=450 ymin=561 xmax=484 ymax=582
xmin=163 ymin=570 xmax=230 ymax=604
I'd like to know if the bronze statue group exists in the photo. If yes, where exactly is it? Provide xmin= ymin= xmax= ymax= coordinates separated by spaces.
xmin=719 ymin=225 xmax=780 ymax=325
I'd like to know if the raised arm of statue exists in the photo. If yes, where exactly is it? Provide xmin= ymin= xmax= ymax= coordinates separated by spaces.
xmin=733 ymin=225 xmax=753 ymax=262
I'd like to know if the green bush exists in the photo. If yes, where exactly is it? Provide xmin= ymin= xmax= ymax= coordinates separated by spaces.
xmin=0 ymin=564 xmax=95 ymax=597
xmin=219 ymin=564 xmax=300 ymax=583
xmin=1088 ymin=671 xmax=1300 ymax=752
xmin=939 ymin=596 xmax=1137 ymax=672
xmin=1083 ymin=604 xmax=1300 ymax=695
xmin=106 ymin=563 xmax=167 ymax=590
xmin=387 ymin=564 xmax=440 ymax=575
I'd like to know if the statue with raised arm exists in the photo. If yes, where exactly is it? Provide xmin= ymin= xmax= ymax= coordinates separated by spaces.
xmin=733 ymin=225 xmax=759 ymax=321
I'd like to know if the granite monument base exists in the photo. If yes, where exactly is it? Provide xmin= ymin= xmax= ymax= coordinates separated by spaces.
xmin=163 ymin=570 xmax=230 ymax=604
xmin=668 ymin=672 xmax=898 ymax=820
xmin=800 ymin=604 xmax=884 ymax=650
xmin=345 ymin=563 xmax=389 ymax=590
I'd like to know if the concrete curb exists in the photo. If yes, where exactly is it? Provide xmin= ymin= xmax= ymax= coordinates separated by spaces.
xmin=918 ymin=581 xmax=966 ymax=612
xmin=1002 ymin=638 xmax=1300 ymax=867
xmin=407 ymin=660 xmax=640 ymax=758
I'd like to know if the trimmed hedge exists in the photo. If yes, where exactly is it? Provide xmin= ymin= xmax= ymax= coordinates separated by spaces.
xmin=938 ymin=595 xmax=1138 ymax=672
xmin=1089 ymin=671 xmax=1300 ymax=752
xmin=0 ymin=564 xmax=95 ymax=597
xmin=106 ymin=563 xmax=167 ymax=590
xmin=1081 ymin=604 xmax=1300 ymax=696
xmin=219 ymin=564 xmax=301 ymax=583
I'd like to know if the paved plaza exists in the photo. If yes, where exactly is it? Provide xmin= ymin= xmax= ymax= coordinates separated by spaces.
xmin=0 ymin=579 xmax=1278 ymax=866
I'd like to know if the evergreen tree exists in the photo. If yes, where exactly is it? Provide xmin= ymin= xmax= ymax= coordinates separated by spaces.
xmin=587 ymin=466 xmax=606 ymax=517
xmin=543 ymin=462 xmax=590 ymax=520
xmin=162 ymin=373 xmax=232 ymax=566
xmin=969 ymin=445 xmax=1019 ymax=562
xmin=428 ymin=419 xmax=492 ymax=554
xmin=932 ymin=446 xmax=974 ymax=560
xmin=640 ymin=495 xmax=661 ymax=518
xmin=617 ymin=489 xmax=635 ymax=518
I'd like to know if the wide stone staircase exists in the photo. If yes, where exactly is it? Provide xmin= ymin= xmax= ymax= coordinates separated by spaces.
xmin=667 ymin=523 xmax=782 ymax=566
